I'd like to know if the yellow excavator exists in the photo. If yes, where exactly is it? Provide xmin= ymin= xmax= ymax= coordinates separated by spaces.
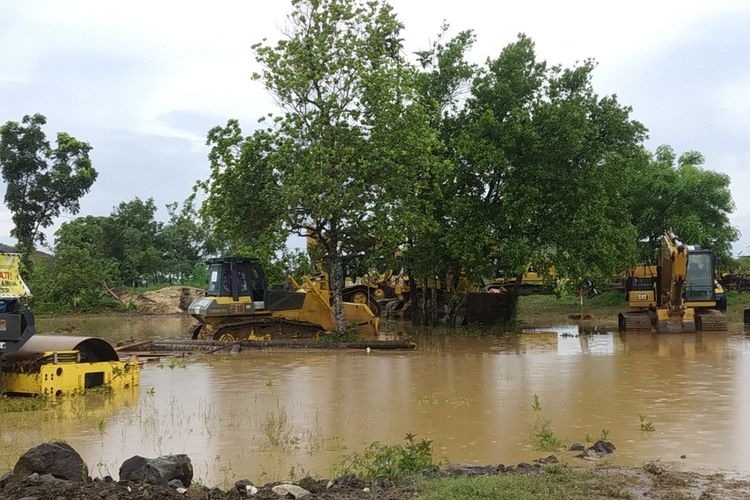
xmin=619 ymin=231 xmax=727 ymax=333
xmin=188 ymin=257 xmax=379 ymax=341
xmin=0 ymin=252 xmax=139 ymax=396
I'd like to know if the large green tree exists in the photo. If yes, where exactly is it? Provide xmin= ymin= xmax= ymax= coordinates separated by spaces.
xmin=105 ymin=197 xmax=164 ymax=286
xmin=203 ymin=0 xmax=437 ymax=332
xmin=0 ymin=113 xmax=98 ymax=270
xmin=627 ymin=144 xmax=737 ymax=262
xmin=451 ymin=35 xmax=647 ymax=286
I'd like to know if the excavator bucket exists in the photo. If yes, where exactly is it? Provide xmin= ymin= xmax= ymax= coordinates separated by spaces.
xmin=655 ymin=308 xmax=696 ymax=333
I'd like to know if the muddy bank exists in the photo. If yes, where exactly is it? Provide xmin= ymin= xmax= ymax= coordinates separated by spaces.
xmin=3 ymin=442 xmax=750 ymax=500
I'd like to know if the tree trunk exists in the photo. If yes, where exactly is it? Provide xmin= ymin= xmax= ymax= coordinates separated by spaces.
xmin=512 ymin=273 xmax=523 ymax=296
xmin=328 ymin=253 xmax=347 ymax=335
xmin=430 ymin=285 xmax=438 ymax=326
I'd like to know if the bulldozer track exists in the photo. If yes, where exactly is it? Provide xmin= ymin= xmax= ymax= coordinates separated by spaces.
xmin=194 ymin=317 xmax=324 ymax=342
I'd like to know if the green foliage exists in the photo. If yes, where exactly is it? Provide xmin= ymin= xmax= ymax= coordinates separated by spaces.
xmin=160 ymin=197 xmax=216 ymax=283
xmin=27 ymin=192 xmax=214 ymax=312
xmin=203 ymin=0 xmax=439 ymax=332
xmin=627 ymin=144 xmax=738 ymax=262
xmin=450 ymin=35 xmax=646 ymax=285
xmin=333 ymin=433 xmax=433 ymax=484
xmin=530 ymin=394 xmax=565 ymax=451
xmin=0 ymin=395 xmax=50 ymax=413
xmin=27 ymin=245 xmax=122 ymax=313
xmin=0 ymin=113 xmax=98 ymax=270
xmin=417 ymin=466 xmax=596 ymax=500
xmin=639 ymin=415 xmax=655 ymax=432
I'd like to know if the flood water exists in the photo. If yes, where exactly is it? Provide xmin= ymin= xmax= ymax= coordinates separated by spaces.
xmin=1 ymin=315 xmax=749 ymax=486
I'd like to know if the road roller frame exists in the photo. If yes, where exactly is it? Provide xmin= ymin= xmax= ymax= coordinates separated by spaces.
xmin=2 ymin=352 xmax=139 ymax=397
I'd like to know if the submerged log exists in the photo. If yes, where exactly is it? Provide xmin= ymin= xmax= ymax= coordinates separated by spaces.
xmin=117 ymin=338 xmax=415 ymax=355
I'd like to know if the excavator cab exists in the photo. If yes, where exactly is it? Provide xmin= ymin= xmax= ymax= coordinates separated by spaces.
xmin=685 ymin=251 xmax=715 ymax=302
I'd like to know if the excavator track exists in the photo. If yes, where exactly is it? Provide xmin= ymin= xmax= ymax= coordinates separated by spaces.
xmin=618 ymin=312 xmax=652 ymax=332
xmin=204 ymin=317 xmax=325 ymax=342
xmin=695 ymin=309 xmax=728 ymax=332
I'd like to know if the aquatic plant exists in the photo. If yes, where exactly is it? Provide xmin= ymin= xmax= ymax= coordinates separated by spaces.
xmin=639 ymin=415 xmax=655 ymax=432
xmin=332 ymin=433 xmax=433 ymax=484
xmin=530 ymin=395 xmax=565 ymax=451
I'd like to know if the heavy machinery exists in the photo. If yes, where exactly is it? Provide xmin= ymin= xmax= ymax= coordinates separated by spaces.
xmin=188 ymin=257 xmax=379 ymax=341
xmin=619 ymin=231 xmax=728 ymax=333
xmin=0 ymin=252 xmax=139 ymax=396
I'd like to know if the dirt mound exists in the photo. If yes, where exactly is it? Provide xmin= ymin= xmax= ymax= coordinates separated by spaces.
xmin=116 ymin=286 xmax=204 ymax=315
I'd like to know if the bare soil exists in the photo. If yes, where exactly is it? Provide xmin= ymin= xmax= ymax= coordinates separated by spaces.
xmin=114 ymin=286 xmax=204 ymax=315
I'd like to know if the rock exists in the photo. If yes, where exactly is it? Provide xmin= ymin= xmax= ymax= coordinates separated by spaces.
xmin=643 ymin=462 xmax=667 ymax=475
xmin=13 ymin=442 xmax=89 ymax=482
xmin=443 ymin=464 xmax=499 ymax=476
xmin=326 ymin=479 xmax=335 ymax=490
xmin=168 ymin=478 xmax=185 ymax=489
xmin=39 ymin=473 xmax=64 ymax=484
xmin=589 ymin=440 xmax=616 ymax=454
xmin=119 ymin=455 xmax=149 ymax=483
xmin=119 ymin=454 xmax=193 ymax=487
xmin=0 ymin=470 xmax=11 ymax=488
xmin=146 ymin=455 xmax=193 ymax=487
xmin=25 ymin=473 xmax=40 ymax=485
xmin=533 ymin=455 xmax=558 ymax=464
xmin=568 ymin=442 xmax=585 ymax=451
xmin=296 ymin=477 xmax=322 ymax=494
xmin=208 ymin=486 xmax=225 ymax=499
xmin=680 ymin=455 xmax=687 ymax=459
xmin=271 ymin=483 xmax=311 ymax=498
xmin=235 ymin=479 xmax=258 ymax=496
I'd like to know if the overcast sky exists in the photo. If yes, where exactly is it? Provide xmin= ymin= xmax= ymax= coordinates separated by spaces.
xmin=1 ymin=0 xmax=748 ymax=255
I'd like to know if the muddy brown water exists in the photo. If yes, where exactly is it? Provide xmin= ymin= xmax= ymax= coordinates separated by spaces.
xmin=1 ymin=315 xmax=748 ymax=486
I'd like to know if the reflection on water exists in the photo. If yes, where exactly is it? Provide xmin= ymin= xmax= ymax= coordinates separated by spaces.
xmin=2 ymin=315 xmax=749 ymax=485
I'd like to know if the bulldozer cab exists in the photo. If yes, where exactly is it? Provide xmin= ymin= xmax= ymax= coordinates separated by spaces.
xmin=206 ymin=257 xmax=266 ymax=302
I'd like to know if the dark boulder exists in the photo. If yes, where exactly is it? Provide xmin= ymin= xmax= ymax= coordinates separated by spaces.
xmin=146 ymin=454 xmax=192 ymax=487
xmin=568 ymin=442 xmax=585 ymax=451
xmin=589 ymin=440 xmax=616 ymax=454
xmin=13 ymin=442 xmax=89 ymax=482
xmin=118 ymin=455 xmax=149 ymax=483
xmin=119 ymin=454 xmax=193 ymax=487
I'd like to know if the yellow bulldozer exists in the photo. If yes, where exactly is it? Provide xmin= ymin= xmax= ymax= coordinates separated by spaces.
xmin=188 ymin=257 xmax=379 ymax=341
xmin=0 ymin=252 xmax=139 ymax=396
xmin=618 ymin=231 xmax=727 ymax=333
